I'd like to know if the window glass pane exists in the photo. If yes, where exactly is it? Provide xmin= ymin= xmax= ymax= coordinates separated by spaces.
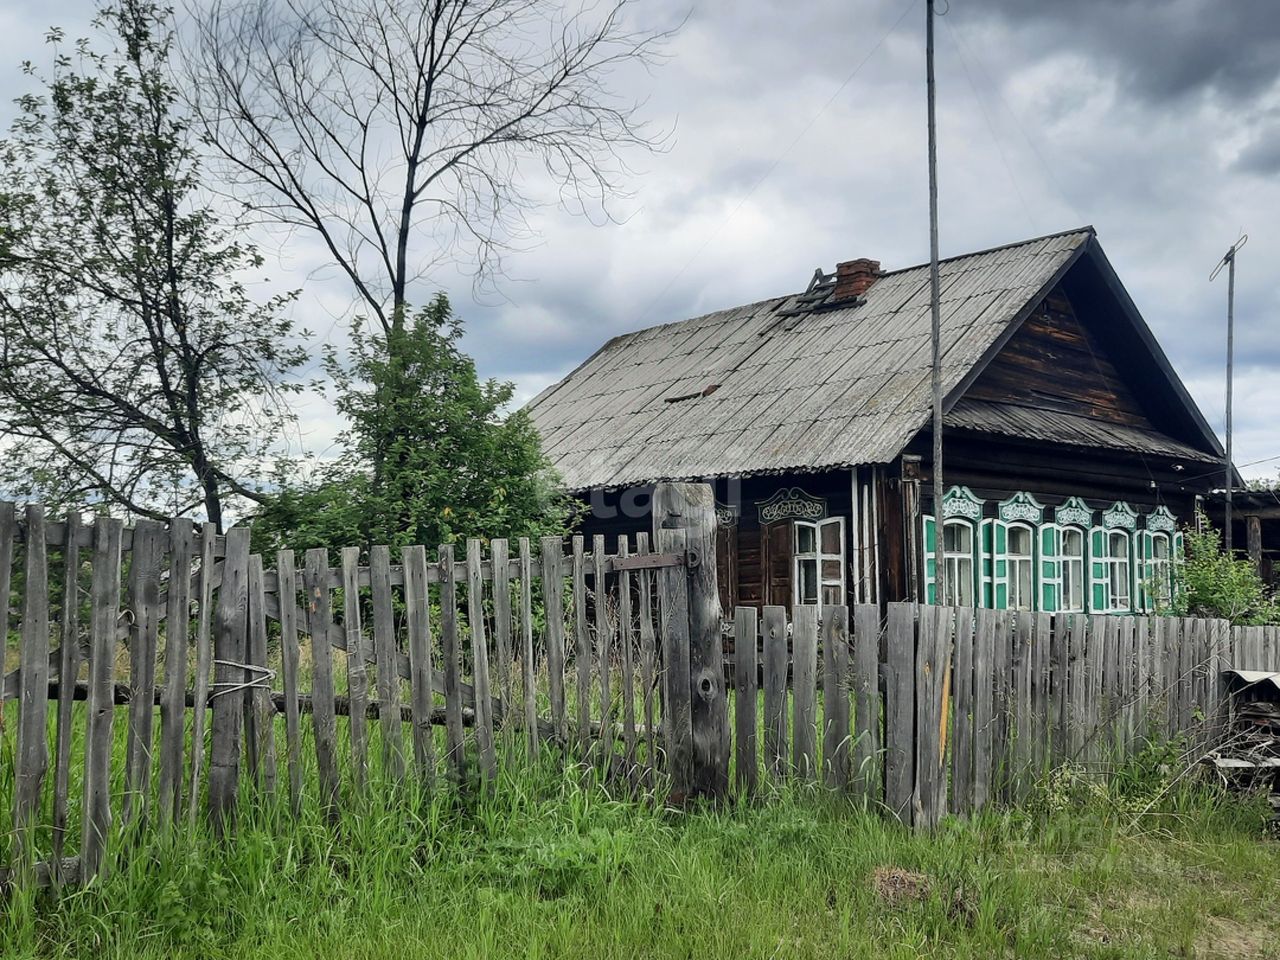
xmin=798 ymin=558 xmax=818 ymax=604
xmin=822 ymin=559 xmax=842 ymax=581
xmin=1153 ymin=535 xmax=1169 ymax=560
xmin=943 ymin=521 xmax=971 ymax=553
xmin=950 ymin=557 xmax=974 ymax=606
xmin=796 ymin=523 xmax=816 ymax=555
xmin=1008 ymin=526 xmax=1032 ymax=556
xmin=821 ymin=583 xmax=842 ymax=606
xmin=820 ymin=519 xmax=842 ymax=554
xmin=1062 ymin=529 xmax=1083 ymax=557
xmin=1110 ymin=532 xmax=1128 ymax=558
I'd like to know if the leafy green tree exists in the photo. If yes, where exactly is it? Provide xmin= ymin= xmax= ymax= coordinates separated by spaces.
xmin=1168 ymin=515 xmax=1280 ymax=625
xmin=0 ymin=1 xmax=304 ymax=527
xmin=252 ymin=294 xmax=570 ymax=553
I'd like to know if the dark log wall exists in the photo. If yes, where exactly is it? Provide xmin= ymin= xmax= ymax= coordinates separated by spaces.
xmin=965 ymin=286 xmax=1154 ymax=428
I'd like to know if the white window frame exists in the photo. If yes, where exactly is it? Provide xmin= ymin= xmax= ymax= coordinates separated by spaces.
xmin=942 ymin=518 xmax=977 ymax=608
xmin=794 ymin=517 xmax=846 ymax=607
xmin=1106 ymin=529 xmax=1133 ymax=612
xmin=1149 ymin=531 xmax=1172 ymax=609
xmin=1059 ymin=526 xmax=1087 ymax=613
xmin=1005 ymin=522 xmax=1036 ymax=611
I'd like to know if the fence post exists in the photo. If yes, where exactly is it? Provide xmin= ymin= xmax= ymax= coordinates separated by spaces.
xmin=653 ymin=482 xmax=727 ymax=799
xmin=209 ymin=527 xmax=251 ymax=835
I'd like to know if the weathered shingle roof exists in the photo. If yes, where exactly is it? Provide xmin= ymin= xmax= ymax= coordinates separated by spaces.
xmin=528 ymin=228 xmax=1094 ymax=491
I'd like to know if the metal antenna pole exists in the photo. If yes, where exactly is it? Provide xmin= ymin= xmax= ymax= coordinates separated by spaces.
xmin=927 ymin=0 xmax=946 ymax=603
xmin=1211 ymin=234 xmax=1246 ymax=554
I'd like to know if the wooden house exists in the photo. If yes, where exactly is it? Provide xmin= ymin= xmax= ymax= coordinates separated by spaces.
xmin=526 ymin=227 xmax=1228 ymax=615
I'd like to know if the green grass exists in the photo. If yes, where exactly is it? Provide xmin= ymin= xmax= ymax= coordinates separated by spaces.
xmin=2 ymin=748 xmax=1277 ymax=960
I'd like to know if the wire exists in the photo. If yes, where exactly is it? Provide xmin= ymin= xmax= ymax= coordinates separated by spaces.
xmin=633 ymin=0 xmax=921 ymax=325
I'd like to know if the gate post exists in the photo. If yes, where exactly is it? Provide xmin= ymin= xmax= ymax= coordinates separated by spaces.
xmin=653 ymin=482 xmax=727 ymax=798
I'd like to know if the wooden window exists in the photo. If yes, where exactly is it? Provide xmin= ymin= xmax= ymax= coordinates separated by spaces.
xmin=942 ymin=520 xmax=976 ymax=607
xmin=1006 ymin=523 xmax=1035 ymax=611
xmin=1142 ymin=531 xmax=1172 ymax=609
xmin=1060 ymin=527 xmax=1086 ymax=613
xmin=794 ymin=517 xmax=845 ymax=606
xmin=1106 ymin=530 xmax=1132 ymax=612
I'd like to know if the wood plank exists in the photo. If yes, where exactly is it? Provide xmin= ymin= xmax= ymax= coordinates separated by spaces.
xmin=467 ymin=539 xmax=497 ymax=782
xmin=636 ymin=533 xmax=658 ymax=783
xmin=439 ymin=544 xmax=467 ymax=781
xmin=851 ymin=604 xmax=881 ymax=803
xmin=80 ymin=517 xmax=123 ymax=879
xmin=884 ymin=602 xmax=916 ymax=823
xmin=14 ymin=503 xmax=51 ymax=863
xmin=1065 ymin=614 xmax=1087 ymax=763
xmin=1084 ymin=615 xmax=1108 ymax=767
xmin=0 ymin=505 xmax=16 ymax=730
xmin=570 ymin=536 xmax=592 ymax=754
xmin=791 ymin=604 xmax=819 ymax=780
xmin=822 ymin=604 xmax=851 ymax=789
xmin=402 ymin=545 xmax=436 ymax=786
xmin=914 ymin=605 xmax=951 ymax=830
xmin=51 ymin=510 xmax=82 ymax=872
xmin=541 ymin=537 xmax=569 ymax=744
xmin=1010 ymin=611 xmax=1033 ymax=799
xmin=593 ymin=534 xmax=613 ymax=763
xmin=277 ymin=549 xmax=304 ymax=815
xmin=1031 ymin=612 xmax=1052 ymax=778
xmin=761 ymin=605 xmax=788 ymax=780
xmin=123 ymin=519 xmax=164 ymax=826
xmin=971 ymin=608 xmax=996 ymax=811
xmin=1049 ymin=612 xmax=1069 ymax=768
xmin=617 ymin=537 xmax=637 ymax=772
xmin=187 ymin=523 xmax=217 ymax=828
xmin=1133 ymin=617 xmax=1150 ymax=746
xmin=990 ymin=610 xmax=1013 ymax=802
xmin=246 ymin=555 xmax=277 ymax=794
xmin=157 ymin=518 xmax=194 ymax=825
xmin=518 ymin=538 xmax=538 ymax=759
xmin=369 ymin=545 xmax=403 ymax=784
xmin=304 ymin=547 xmax=340 ymax=822
xmin=951 ymin=606 xmax=975 ymax=816
xmin=341 ymin=547 xmax=370 ymax=792
xmin=734 ymin=605 xmax=759 ymax=794
xmin=491 ymin=538 xmax=513 ymax=731
xmin=653 ymin=508 xmax=692 ymax=792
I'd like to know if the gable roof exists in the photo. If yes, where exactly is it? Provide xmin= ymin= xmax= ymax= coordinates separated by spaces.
xmin=527 ymin=227 xmax=1219 ymax=491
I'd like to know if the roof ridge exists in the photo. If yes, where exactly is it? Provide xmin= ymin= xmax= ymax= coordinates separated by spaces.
xmin=878 ymin=225 xmax=1095 ymax=278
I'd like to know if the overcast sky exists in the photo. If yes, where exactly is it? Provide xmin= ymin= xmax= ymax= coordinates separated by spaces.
xmin=2 ymin=0 xmax=1277 ymax=480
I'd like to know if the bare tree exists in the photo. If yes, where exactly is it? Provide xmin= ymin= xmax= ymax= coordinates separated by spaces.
xmin=0 ymin=1 xmax=305 ymax=528
xmin=187 ymin=0 xmax=669 ymax=335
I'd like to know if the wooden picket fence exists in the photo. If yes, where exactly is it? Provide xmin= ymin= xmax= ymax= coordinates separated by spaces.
xmin=2 ymin=482 xmax=1279 ymax=888
xmin=730 ymin=604 xmax=1278 ymax=829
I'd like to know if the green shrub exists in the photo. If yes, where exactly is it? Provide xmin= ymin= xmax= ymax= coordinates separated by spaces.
xmin=1168 ymin=515 xmax=1280 ymax=625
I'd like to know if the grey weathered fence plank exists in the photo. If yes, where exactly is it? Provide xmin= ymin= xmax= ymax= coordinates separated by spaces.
xmin=1049 ymin=612 xmax=1069 ymax=767
xmin=762 ymin=605 xmax=788 ymax=780
xmin=971 ymin=608 xmax=996 ymax=810
xmin=914 ymin=605 xmax=951 ymax=830
xmin=1119 ymin=617 xmax=1136 ymax=756
xmin=52 ymin=510 xmax=82 ymax=870
xmin=341 ymin=547 xmax=370 ymax=791
xmin=491 ymin=538 xmax=513 ymax=729
xmin=885 ymin=603 xmax=916 ymax=823
xmin=593 ymin=534 xmax=614 ymax=763
xmin=518 ymin=539 xmax=538 ymax=759
xmin=247 ymin=555 xmax=277 ymax=794
xmin=187 ymin=522 xmax=217 ymax=827
xmin=81 ymin=517 xmax=123 ymax=879
xmin=792 ymin=604 xmax=819 ymax=780
xmin=1084 ymin=615 xmax=1108 ymax=766
xmin=951 ymin=606 xmax=975 ymax=816
xmin=572 ymin=536 xmax=592 ymax=753
xmin=439 ymin=544 xmax=467 ymax=781
xmin=0 ymin=504 xmax=15 ymax=731
xmin=653 ymin=508 xmax=692 ymax=791
xmin=851 ymin=603 xmax=881 ymax=803
xmin=277 ymin=549 xmax=304 ymax=814
xmin=617 ymin=538 xmax=638 ymax=771
xmin=15 ymin=503 xmax=51 ymax=862
xmin=158 ymin=518 xmax=194 ymax=825
xmin=636 ymin=533 xmax=659 ymax=783
xmin=467 ymin=539 xmax=497 ymax=782
xmin=822 ymin=604 xmax=851 ymax=789
xmin=1064 ymin=614 xmax=1086 ymax=762
xmin=123 ymin=519 xmax=164 ymax=826
xmin=370 ymin=545 xmax=403 ymax=784
xmin=1031 ymin=612 xmax=1052 ymax=777
xmin=990 ymin=610 xmax=1013 ymax=800
xmin=1178 ymin=618 xmax=1195 ymax=732
xmin=541 ymin=536 xmax=568 ymax=745
xmin=403 ymin=545 xmax=436 ymax=785
xmin=1009 ymin=611 xmax=1033 ymax=799
xmin=734 ymin=605 xmax=759 ymax=794
xmin=304 ymin=547 xmax=340 ymax=821
xmin=1133 ymin=617 xmax=1150 ymax=744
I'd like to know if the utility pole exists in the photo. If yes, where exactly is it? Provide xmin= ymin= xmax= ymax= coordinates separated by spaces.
xmin=927 ymin=0 xmax=946 ymax=603
xmin=1211 ymin=234 xmax=1246 ymax=554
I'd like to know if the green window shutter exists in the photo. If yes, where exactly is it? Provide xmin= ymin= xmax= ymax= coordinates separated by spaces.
xmin=1089 ymin=527 xmax=1108 ymax=612
xmin=981 ymin=519 xmax=994 ymax=608
xmin=923 ymin=514 xmax=937 ymax=605
xmin=1173 ymin=531 xmax=1185 ymax=604
xmin=1136 ymin=530 xmax=1153 ymax=611
xmin=1040 ymin=524 xmax=1060 ymax=613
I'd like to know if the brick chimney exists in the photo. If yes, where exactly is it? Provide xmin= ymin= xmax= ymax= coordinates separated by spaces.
xmin=831 ymin=257 xmax=881 ymax=301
